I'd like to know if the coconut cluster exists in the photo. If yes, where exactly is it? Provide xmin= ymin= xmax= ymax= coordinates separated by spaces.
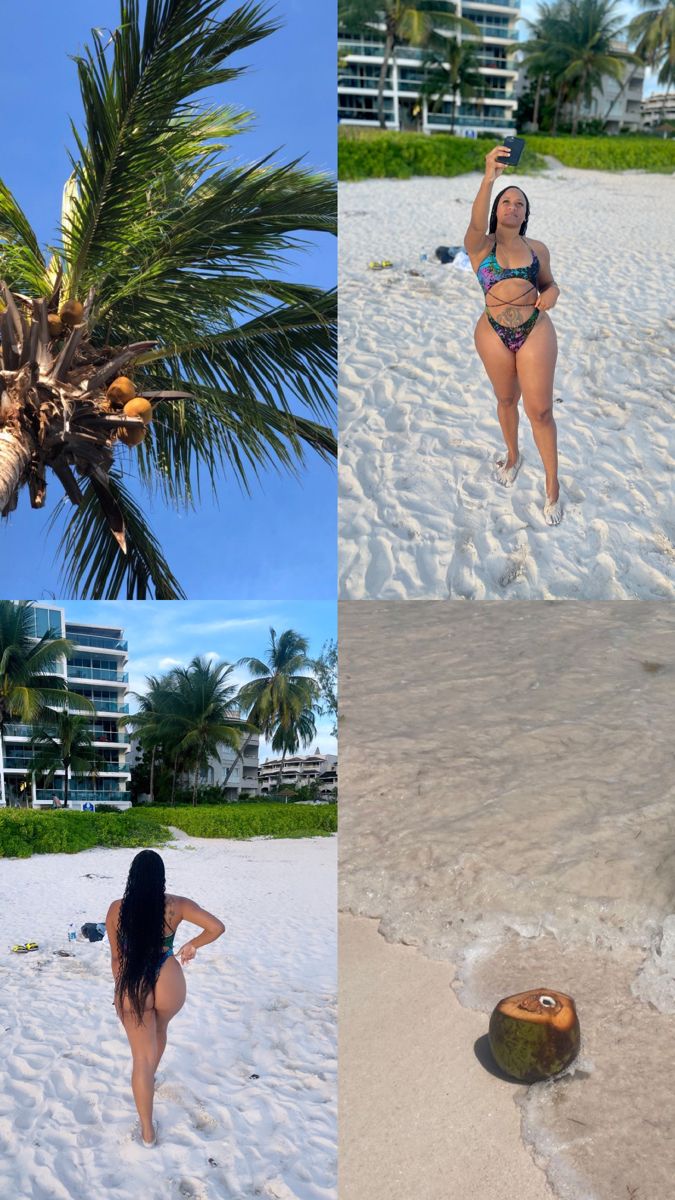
xmin=106 ymin=376 xmax=153 ymax=446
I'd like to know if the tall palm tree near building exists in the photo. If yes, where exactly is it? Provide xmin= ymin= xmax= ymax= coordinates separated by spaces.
xmin=0 ymin=600 xmax=90 ymax=807
xmin=628 ymin=0 xmax=675 ymax=118
xmin=29 ymin=711 xmax=101 ymax=809
xmin=421 ymin=33 xmax=484 ymax=133
xmin=519 ymin=1 xmax=570 ymax=129
xmin=238 ymin=627 xmax=318 ymax=794
xmin=0 ymin=0 xmax=336 ymax=599
xmin=338 ymin=0 xmax=476 ymax=127
xmin=156 ymin=657 xmax=245 ymax=804
xmin=557 ymin=0 xmax=625 ymax=133
xmin=128 ymin=673 xmax=178 ymax=803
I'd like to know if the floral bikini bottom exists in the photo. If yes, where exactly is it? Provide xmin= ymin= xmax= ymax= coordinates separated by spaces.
xmin=486 ymin=307 xmax=539 ymax=354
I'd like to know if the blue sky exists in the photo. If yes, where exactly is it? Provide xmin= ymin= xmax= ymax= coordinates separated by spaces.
xmin=64 ymin=599 xmax=337 ymax=756
xmin=0 ymin=1 xmax=336 ymax=600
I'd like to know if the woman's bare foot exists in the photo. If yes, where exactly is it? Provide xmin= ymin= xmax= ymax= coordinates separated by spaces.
xmin=141 ymin=1120 xmax=157 ymax=1147
xmin=494 ymin=452 xmax=523 ymax=487
xmin=544 ymin=491 xmax=563 ymax=525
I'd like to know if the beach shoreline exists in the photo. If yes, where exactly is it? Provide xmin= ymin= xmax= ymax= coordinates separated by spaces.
xmin=339 ymin=913 xmax=554 ymax=1200
xmin=339 ymin=167 xmax=675 ymax=600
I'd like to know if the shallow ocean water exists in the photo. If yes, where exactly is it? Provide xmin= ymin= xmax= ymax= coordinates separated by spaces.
xmin=340 ymin=600 xmax=675 ymax=1200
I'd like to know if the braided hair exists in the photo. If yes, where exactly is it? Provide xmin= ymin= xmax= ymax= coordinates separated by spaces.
xmin=115 ymin=849 xmax=166 ymax=1022
xmin=489 ymin=186 xmax=530 ymax=236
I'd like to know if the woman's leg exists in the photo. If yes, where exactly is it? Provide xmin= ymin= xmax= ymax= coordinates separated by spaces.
xmin=515 ymin=315 xmax=559 ymax=506
xmin=474 ymin=315 xmax=521 ymax=473
xmin=153 ymin=957 xmax=187 ymax=1072
xmin=119 ymin=1004 xmax=158 ymax=1142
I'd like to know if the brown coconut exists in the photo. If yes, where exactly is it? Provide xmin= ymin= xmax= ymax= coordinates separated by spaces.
xmin=123 ymin=397 xmax=153 ymax=424
xmin=59 ymin=299 xmax=84 ymax=327
xmin=47 ymin=314 xmax=65 ymax=338
xmin=107 ymin=376 xmax=136 ymax=407
xmin=118 ymin=422 xmax=147 ymax=447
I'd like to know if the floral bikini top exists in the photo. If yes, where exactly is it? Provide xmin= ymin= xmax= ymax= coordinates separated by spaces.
xmin=476 ymin=240 xmax=540 ymax=304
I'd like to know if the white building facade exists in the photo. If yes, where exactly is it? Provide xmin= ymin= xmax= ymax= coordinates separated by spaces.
xmin=641 ymin=92 xmax=675 ymax=128
xmin=258 ymin=752 xmax=338 ymax=800
xmin=338 ymin=0 xmax=519 ymax=136
xmin=2 ymin=605 xmax=131 ymax=809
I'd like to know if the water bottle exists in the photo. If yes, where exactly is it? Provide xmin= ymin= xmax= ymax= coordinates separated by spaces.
xmin=419 ymin=252 xmax=428 ymax=263
xmin=68 ymin=922 xmax=77 ymax=946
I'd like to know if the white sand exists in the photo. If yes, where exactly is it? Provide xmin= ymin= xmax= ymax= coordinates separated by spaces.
xmin=0 ymin=835 xmax=336 ymax=1200
xmin=339 ymin=915 xmax=554 ymax=1200
xmin=339 ymin=167 xmax=675 ymax=599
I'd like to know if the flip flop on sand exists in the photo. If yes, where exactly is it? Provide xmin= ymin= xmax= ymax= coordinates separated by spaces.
xmin=11 ymin=945 xmax=29 ymax=954
xmin=368 ymin=260 xmax=393 ymax=271
xmin=25 ymin=942 xmax=39 ymax=952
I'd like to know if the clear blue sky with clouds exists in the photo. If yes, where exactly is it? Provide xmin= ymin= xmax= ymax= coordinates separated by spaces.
xmin=0 ymin=1 xmax=336 ymax=599
xmin=65 ymin=599 xmax=337 ymax=757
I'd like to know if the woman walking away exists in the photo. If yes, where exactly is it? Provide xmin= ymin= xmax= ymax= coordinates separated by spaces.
xmin=465 ymin=145 xmax=562 ymax=525
xmin=106 ymin=849 xmax=225 ymax=1146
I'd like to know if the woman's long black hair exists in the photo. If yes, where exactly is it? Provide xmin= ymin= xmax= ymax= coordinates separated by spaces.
xmin=115 ymin=849 xmax=166 ymax=1022
xmin=489 ymin=186 xmax=530 ymax=236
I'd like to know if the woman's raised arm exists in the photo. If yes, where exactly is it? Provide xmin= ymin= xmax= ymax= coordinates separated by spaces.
xmin=464 ymin=146 xmax=510 ymax=255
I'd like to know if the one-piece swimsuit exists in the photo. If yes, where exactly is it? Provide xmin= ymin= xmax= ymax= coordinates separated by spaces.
xmin=476 ymin=239 xmax=540 ymax=353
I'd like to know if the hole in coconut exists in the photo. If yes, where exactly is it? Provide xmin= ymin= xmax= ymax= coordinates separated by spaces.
xmin=539 ymin=995 xmax=556 ymax=1008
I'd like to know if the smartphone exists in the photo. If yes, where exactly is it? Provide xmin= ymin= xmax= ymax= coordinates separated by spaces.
xmin=497 ymin=136 xmax=525 ymax=167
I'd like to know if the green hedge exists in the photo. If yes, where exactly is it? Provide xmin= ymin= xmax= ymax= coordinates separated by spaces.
xmin=338 ymin=129 xmax=675 ymax=180
xmin=0 ymin=809 xmax=170 ymax=858
xmin=526 ymin=135 xmax=675 ymax=172
xmin=338 ymin=129 xmax=547 ymax=180
xmin=133 ymin=802 xmax=338 ymax=840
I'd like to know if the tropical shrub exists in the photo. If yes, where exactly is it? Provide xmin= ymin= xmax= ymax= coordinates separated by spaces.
xmin=338 ymin=130 xmax=547 ymax=180
xmin=133 ymin=802 xmax=337 ymax=838
xmin=0 ymin=809 xmax=169 ymax=857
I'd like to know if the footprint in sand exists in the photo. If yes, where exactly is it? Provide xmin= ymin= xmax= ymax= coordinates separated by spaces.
xmin=156 ymin=1082 xmax=220 ymax=1137
xmin=173 ymin=1178 xmax=209 ymax=1200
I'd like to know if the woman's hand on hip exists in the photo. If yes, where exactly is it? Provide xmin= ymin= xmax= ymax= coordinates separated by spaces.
xmin=535 ymin=285 xmax=559 ymax=311
xmin=177 ymin=942 xmax=196 ymax=965
xmin=485 ymin=146 xmax=509 ymax=183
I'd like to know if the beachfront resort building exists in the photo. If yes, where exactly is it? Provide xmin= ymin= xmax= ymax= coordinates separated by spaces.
xmin=258 ymin=752 xmax=338 ymax=800
xmin=561 ymin=42 xmax=644 ymax=132
xmin=130 ymin=725 xmax=261 ymax=801
xmin=338 ymin=0 xmax=519 ymax=136
xmin=641 ymin=92 xmax=675 ymax=128
xmin=2 ymin=605 xmax=131 ymax=810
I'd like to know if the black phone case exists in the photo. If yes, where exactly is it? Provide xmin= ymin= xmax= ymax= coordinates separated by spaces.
xmin=498 ymin=137 xmax=524 ymax=167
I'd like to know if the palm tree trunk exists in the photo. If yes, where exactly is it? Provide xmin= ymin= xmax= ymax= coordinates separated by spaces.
xmin=277 ymin=750 xmax=287 ymax=801
xmin=171 ymin=752 xmax=178 ymax=805
xmin=149 ymin=744 xmax=156 ymax=804
xmin=377 ymin=32 xmax=395 ymax=128
xmin=450 ymin=90 xmax=457 ymax=134
xmin=603 ymin=65 xmax=635 ymax=125
xmin=63 ymin=761 xmax=69 ymax=809
xmin=0 ymin=432 xmax=31 ymax=515
xmin=552 ymin=84 xmax=565 ymax=135
xmin=532 ymin=75 xmax=543 ymax=129
xmin=221 ymin=734 xmax=252 ymax=794
xmin=0 ymin=731 xmax=6 ymax=807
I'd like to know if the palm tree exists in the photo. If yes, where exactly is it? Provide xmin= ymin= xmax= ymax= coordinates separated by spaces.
xmin=421 ymin=33 xmax=484 ymax=133
xmin=238 ymin=627 xmax=319 ymax=795
xmin=0 ymin=600 xmax=91 ymax=807
xmin=127 ymin=673 xmax=178 ymax=804
xmin=628 ymin=0 xmax=675 ymax=119
xmin=556 ymin=0 xmax=626 ymax=133
xmin=519 ymin=1 xmax=570 ymax=130
xmin=0 ymin=1 xmax=336 ymax=599
xmin=29 ymin=711 xmax=101 ymax=809
xmin=155 ymin=657 xmax=245 ymax=805
xmin=338 ymin=0 xmax=475 ymax=128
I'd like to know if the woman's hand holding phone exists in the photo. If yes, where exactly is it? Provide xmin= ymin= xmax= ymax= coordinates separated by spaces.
xmin=485 ymin=145 xmax=510 ymax=184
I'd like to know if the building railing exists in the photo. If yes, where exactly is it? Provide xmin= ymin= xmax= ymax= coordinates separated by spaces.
xmin=68 ymin=665 xmax=129 ymax=682
xmin=463 ymin=0 xmax=519 ymax=8
xmin=68 ymin=634 xmax=128 ymax=651
xmin=427 ymin=112 xmax=517 ymax=127
xmin=5 ymin=723 xmax=128 ymax=742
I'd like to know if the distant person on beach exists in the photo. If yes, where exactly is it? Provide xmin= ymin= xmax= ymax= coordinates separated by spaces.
xmin=106 ymin=849 xmax=225 ymax=1147
xmin=464 ymin=146 xmax=562 ymax=525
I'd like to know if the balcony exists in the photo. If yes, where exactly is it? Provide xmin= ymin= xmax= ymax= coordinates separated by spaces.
xmin=92 ymin=701 xmax=130 ymax=714
xmin=68 ymin=634 xmax=128 ymax=652
xmin=95 ymin=763 xmax=131 ymax=774
xmin=68 ymin=665 xmax=129 ymax=683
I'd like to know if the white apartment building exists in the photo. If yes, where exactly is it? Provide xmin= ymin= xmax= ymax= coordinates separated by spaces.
xmin=129 ymin=724 xmax=260 ymax=801
xmin=2 ymin=605 xmax=131 ymax=810
xmin=338 ymin=0 xmax=519 ymax=136
xmin=641 ymin=92 xmax=675 ymax=128
xmin=258 ymin=751 xmax=338 ymax=800
xmin=568 ymin=43 xmax=644 ymax=132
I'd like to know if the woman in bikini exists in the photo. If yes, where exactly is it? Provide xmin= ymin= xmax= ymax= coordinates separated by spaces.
xmin=464 ymin=145 xmax=562 ymax=525
xmin=106 ymin=848 xmax=225 ymax=1146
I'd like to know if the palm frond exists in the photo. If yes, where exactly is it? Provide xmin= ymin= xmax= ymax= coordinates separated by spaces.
xmin=51 ymin=471 xmax=186 ymax=599
xmin=0 ymin=180 xmax=49 ymax=294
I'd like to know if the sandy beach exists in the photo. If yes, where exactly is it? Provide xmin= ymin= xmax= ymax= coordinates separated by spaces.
xmin=0 ymin=833 xmax=336 ymax=1200
xmin=339 ymin=600 xmax=675 ymax=1200
xmin=339 ymin=167 xmax=675 ymax=600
